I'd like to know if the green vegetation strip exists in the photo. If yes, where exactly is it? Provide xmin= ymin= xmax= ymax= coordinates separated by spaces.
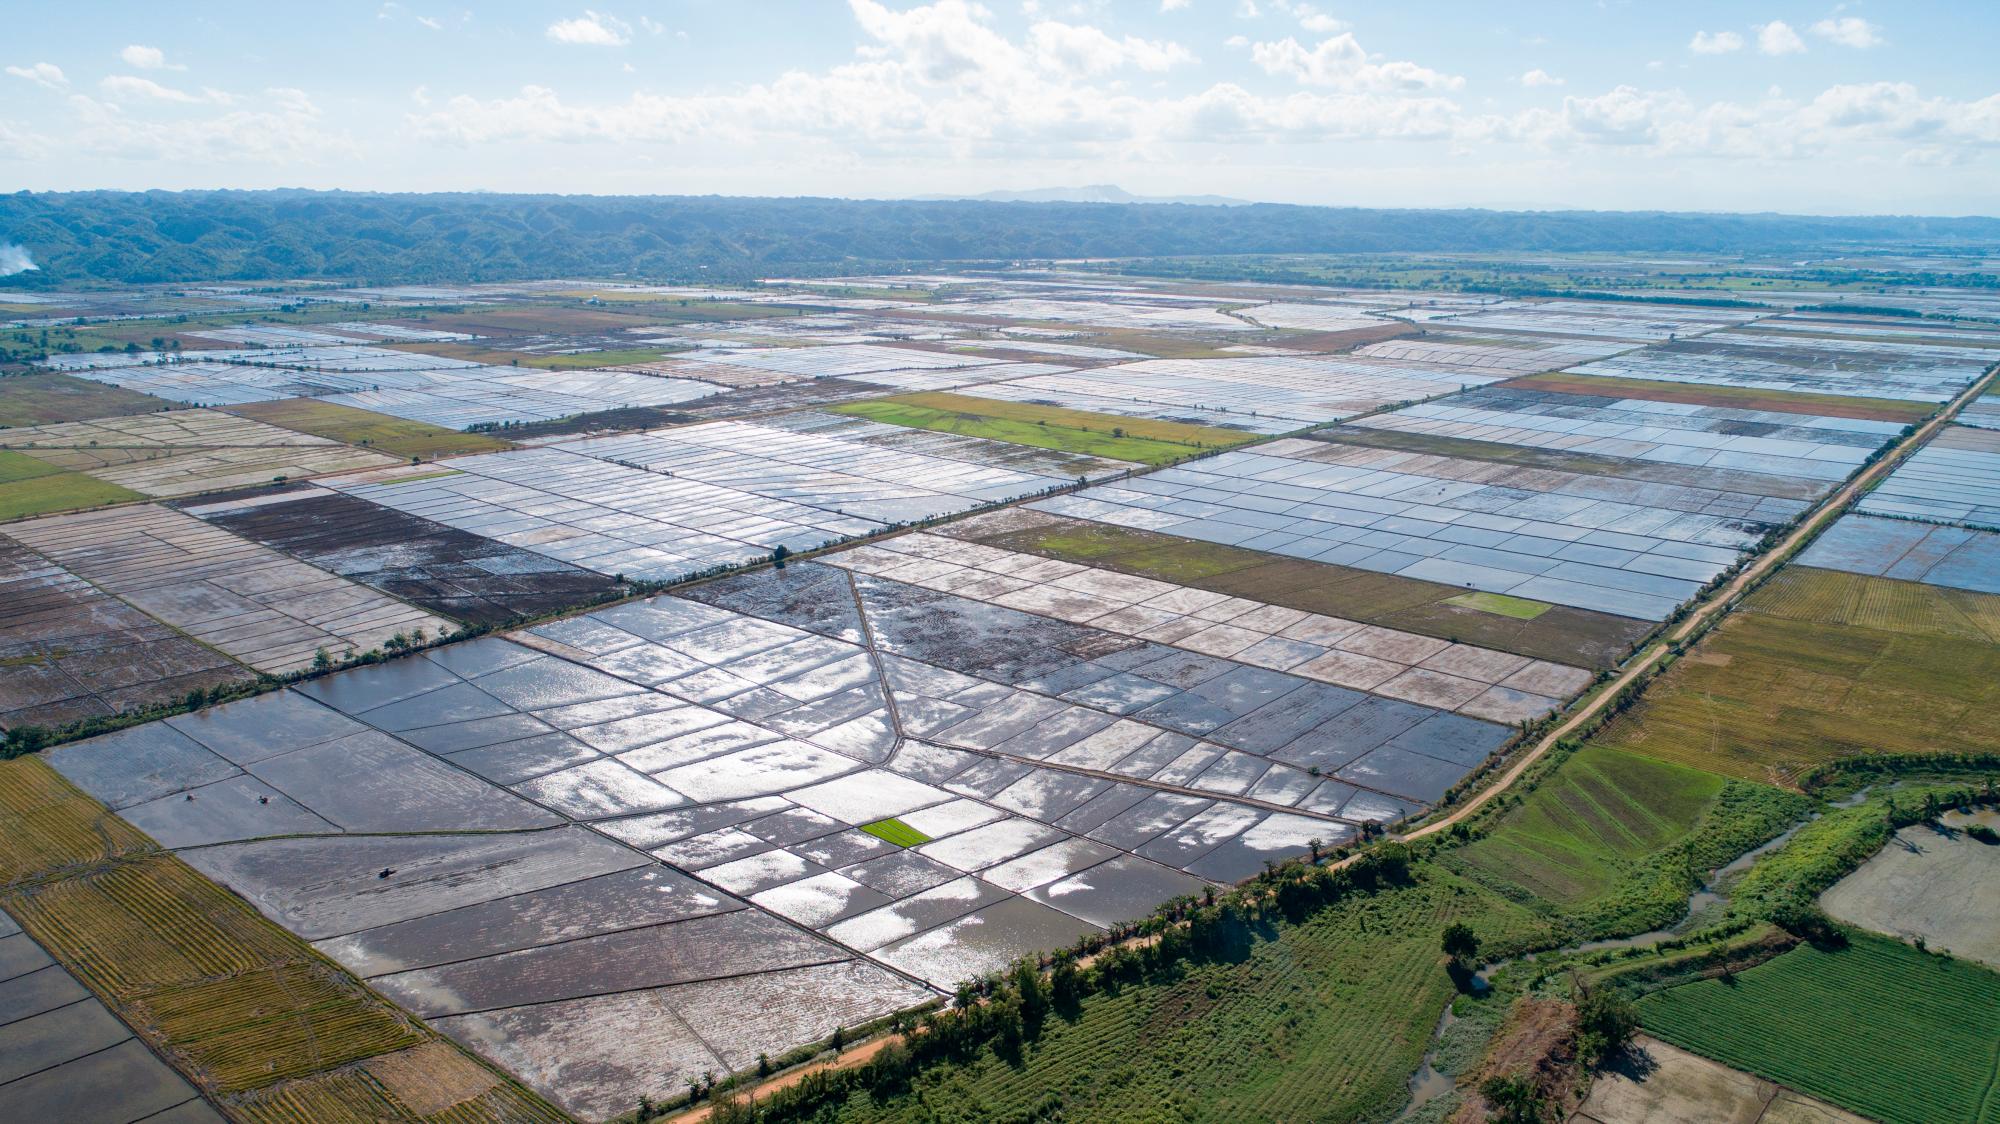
xmin=832 ymin=392 xmax=1256 ymax=466
xmin=859 ymin=818 xmax=930 ymax=847
xmin=1637 ymin=932 xmax=2000 ymax=1124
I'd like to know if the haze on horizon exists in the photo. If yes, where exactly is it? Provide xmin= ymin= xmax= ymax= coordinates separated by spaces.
xmin=3 ymin=1 xmax=1997 ymax=217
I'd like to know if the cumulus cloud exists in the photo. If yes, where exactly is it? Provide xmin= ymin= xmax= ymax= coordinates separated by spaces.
xmin=546 ymin=10 xmax=631 ymax=46
xmin=1689 ymin=30 xmax=1744 ymax=55
xmin=1250 ymin=34 xmax=1463 ymax=92
xmin=119 ymin=45 xmax=183 ymax=70
xmin=1272 ymin=0 xmax=1345 ymax=33
xmin=58 ymin=83 xmax=352 ymax=165
xmin=410 ymin=1 xmax=1467 ymax=154
xmin=1757 ymin=21 xmax=1806 ymax=56
xmin=396 ymin=0 xmax=1999 ymax=179
xmin=1811 ymin=17 xmax=1883 ymax=48
xmin=5 ymin=61 xmax=67 ymax=90
xmin=1028 ymin=21 xmax=1193 ymax=76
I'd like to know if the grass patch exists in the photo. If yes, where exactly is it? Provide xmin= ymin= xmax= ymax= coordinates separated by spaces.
xmin=0 ymin=372 xmax=167 ymax=427
xmin=969 ymin=518 xmax=1652 ymax=669
xmin=1636 ymin=931 xmax=2000 ymax=1124
xmin=0 ymin=448 xmax=61 ymax=483
xmin=835 ymin=392 xmax=1258 ymax=465
xmin=0 ymin=462 xmax=142 ymax=520
xmin=1446 ymin=590 xmax=1551 ymax=620
xmin=1454 ymin=747 xmax=1729 ymax=905
xmin=860 ymin=818 xmax=931 ymax=847
xmin=226 ymin=399 xmax=511 ymax=458
xmin=1595 ymin=569 xmax=2000 ymax=784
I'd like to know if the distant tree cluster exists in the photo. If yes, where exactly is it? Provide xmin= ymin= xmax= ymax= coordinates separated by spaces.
xmin=6 ymin=190 xmax=2000 ymax=288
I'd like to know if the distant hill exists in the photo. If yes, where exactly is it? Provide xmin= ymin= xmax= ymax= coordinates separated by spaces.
xmin=3 ymin=190 xmax=1999 ymax=287
xmin=914 ymin=185 xmax=1252 ymax=206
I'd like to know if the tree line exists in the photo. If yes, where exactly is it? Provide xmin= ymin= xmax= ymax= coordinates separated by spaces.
xmin=6 ymin=190 xmax=2000 ymax=288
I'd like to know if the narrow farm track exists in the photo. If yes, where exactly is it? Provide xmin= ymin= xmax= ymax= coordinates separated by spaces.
xmin=1402 ymin=357 xmax=2000 ymax=843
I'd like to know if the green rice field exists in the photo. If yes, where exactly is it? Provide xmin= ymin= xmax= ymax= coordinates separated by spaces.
xmin=832 ymin=392 xmax=1256 ymax=465
xmin=860 ymin=818 xmax=930 ymax=847
xmin=0 ymin=449 xmax=141 ymax=520
xmin=1638 ymin=932 xmax=2000 ymax=1124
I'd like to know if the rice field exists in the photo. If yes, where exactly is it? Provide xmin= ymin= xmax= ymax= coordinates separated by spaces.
xmin=1504 ymin=371 xmax=1934 ymax=424
xmin=1637 ymin=932 xmax=2000 ymax=1124
xmin=18 ymin=272 xmax=2000 ymax=1121
xmin=0 ymin=755 xmax=563 ymax=1118
xmin=1595 ymin=567 xmax=2000 ymax=783
xmin=0 ymin=452 xmax=141 ymax=521
xmin=226 ymin=399 xmax=513 ymax=460
xmin=830 ymin=393 xmax=1238 ymax=465
xmin=0 ymin=372 xmax=169 ymax=427
xmin=963 ymin=515 xmax=1654 ymax=669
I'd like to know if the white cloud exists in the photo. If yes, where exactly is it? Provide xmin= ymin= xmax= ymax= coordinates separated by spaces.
xmin=1757 ymin=21 xmax=1806 ymax=56
xmin=639 ymin=15 xmax=668 ymax=35
xmin=100 ymin=75 xmax=233 ymax=105
xmin=119 ymin=45 xmax=184 ymax=71
xmin=416 ymin=15 xmax=443 ymax=31
xmin=264 ymin=87 xmax=319 ymax=116
xmin=1272 ymin=0 xmax=1345 ymax=33
xmin=410 ymin=2 xmax=1467 ymax=153
xmin=1689 ymin=30 xmax=1743 ymax=55
xmin=1234 ymin=0 xmax=1259 ymax=18
xmin=1028 ymin=21 xmax=1194 ymax=76
xmin=396 ymin=0 xmax=2000 ymax=183
xmin=1159 ymin=0 xmax=1190 ymax=10
xmin=1811 ymin=17 xmax=1883 ymax=49
xmin=546 ymin=10 xmax=631 ymax=46
xmin=55 ymin=80 xmax=351 ymax=166
xmin=5 ymin=62 xmax=67 ymax=90
xmin=1483 ymin=78 xmax=2000 ymax=161
xmin=1250 ymin=34 xmax=1463 ymax=92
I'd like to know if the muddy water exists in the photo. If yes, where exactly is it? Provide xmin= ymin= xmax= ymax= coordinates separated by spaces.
xmin=1402 ymin=1004 xmax=1458 ymax=1114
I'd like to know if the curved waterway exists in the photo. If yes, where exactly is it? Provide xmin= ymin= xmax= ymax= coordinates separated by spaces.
xmin=1393 ymin=790 xmax=1878 ymax=1119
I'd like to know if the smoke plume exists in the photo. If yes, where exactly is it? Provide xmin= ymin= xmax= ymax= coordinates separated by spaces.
xmin=0 ymin=243 xmax=38 ymax=276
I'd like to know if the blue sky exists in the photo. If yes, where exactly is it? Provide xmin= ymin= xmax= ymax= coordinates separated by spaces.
xmin=4 ymin=2 xmax=1996 ymax=214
